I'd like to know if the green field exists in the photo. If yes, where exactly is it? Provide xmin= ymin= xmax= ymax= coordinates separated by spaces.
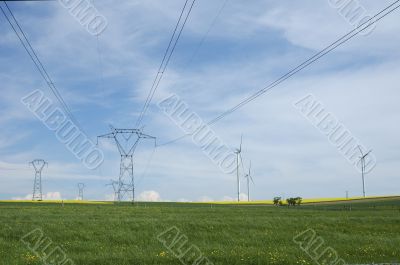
xmin=1 ymin=197 xmax=400 ymax=265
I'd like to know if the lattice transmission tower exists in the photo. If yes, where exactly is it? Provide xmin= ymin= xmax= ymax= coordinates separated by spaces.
xmin=30 ymin=159 xmax=47 ymax=201
xmin=106 ymin=179 xmax=119 ymax=201
xmin=98 ymin=126 xmax=156 ymax=202
xmin=77 ymin=183 xmax=85 ymax=201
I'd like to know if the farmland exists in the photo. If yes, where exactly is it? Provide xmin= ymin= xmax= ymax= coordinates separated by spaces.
xmin=0 ymin=197 xmax=399 ymax=265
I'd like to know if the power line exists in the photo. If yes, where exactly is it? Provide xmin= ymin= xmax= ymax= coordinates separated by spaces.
xmin=158 ymin=0 xmax=400 ymax=147
xmin=0 ymin=2 xmax=86 ymax=135
xmin=208 ymin=0 xmax=400 ymax=125
xmin=135 ymin=0 xmax=197 ymax=127
xmin=91 ymin=0 xmax=106 ymax=98
xmin=2 ymin=2 xmax=76 ymax=123
xmin=155 ymin=0 xmax=228 ymax=147
xmin=184 ymin=0 xmax=229 ymax=67
xmin=134 ymin=143 xmax=157 ymax=190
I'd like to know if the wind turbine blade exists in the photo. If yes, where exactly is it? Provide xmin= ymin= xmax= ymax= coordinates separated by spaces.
xmin=357 ymin=145 xmax=364 ymax=156
xmin=239 ymin=152 xmax=245 ymax=175
xmin=248 ymin=161 xmax=254 ymax=184
xmin=239 ymin=134 xmax=243 ymax=152
xmin=250 ymin=174 xmax=254 ymax=184
xmin=361 ymin=150 xmax=372 ymax=159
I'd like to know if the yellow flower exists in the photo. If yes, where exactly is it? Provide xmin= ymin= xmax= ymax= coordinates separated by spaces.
xmin=157 ymin=251 xmax=167 ymax=257
xmin=23 ymin=252 xmax=40 ymax=265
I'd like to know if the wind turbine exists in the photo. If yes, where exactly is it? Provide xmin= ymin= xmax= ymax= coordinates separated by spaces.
xmin=358 ymin=146 xmax=372 ymax=198
xmin=244 ymin=161 xmax=254 ymax=202
xmin=234 ymin=135 xmax=243 ymax=202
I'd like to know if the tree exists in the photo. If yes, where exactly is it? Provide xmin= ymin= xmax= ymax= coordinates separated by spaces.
xmin=295 ymin=197 xmax=303 ymax=206
xmin=273 ymin=197 xmax=282 ymax=206
xmin=286 ymin=197 xmax=303 ymax=206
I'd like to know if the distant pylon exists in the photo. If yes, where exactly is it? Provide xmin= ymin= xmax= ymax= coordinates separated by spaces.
xmin=30 ymin=159 xmax=47 ymax=201
xmin=106 ymin=179 xmax=119 ymax=201
xmin=77 ymin=183 xmax=85 ymax=201
xmin=98 ymin=126 xmax=156 ymax=202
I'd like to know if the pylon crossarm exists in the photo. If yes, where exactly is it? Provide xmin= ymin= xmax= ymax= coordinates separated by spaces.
xmin=139 ymin=133 xmax=157 ymax=148
xmin=97 ymin=132 xmax=116 ymax=146
xmin=97 ymin=132 xmax=115 ymax=139
xmin=30 ymin=159 xmax=47 ymax=171
xmin=113 ymin=128 xmax=142 ymax=134
xmin=138 ymin=132 xmax=156 ymax=139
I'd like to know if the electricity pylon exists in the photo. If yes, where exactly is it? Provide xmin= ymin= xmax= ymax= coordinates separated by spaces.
xmin=234 ymin=135 xmax=243 ymax=202
xmin=77 ymin=183 xmax=85 ymax=201
xmin=30 ymin=159 xmax=47 ymax=201
xmin=358 ymin=146 xmax=372 ymax=198
xmin=106 ymin=179 xmax=119 ymax=201
xmin=244 ymin=161 xmax=254 ymax=202
xmin=98 ymin=126 xmax=156 ymax=202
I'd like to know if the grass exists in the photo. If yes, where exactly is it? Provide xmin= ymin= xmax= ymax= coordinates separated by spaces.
xmin=0 ymin=197 xmax=399 ymax=265
xmin=209 ymin=195 xmax=400 ymax=205
xmin=0 ymin=200 xmax=112 ymax=204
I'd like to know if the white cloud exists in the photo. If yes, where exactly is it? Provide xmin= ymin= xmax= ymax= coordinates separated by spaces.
xmin=104 ymin=193 xmax=115 ymax=201
xmin=12 ymin=191 xmax=62 ymax=200
xmin=198 ymin=196 xmax=214 ymax=202
xmin=222 ymin=196 xmax=234 ymax=201
xmin=239 ymin=193 xmax=249 ymax=202
xmin=137 ymin=190 xmax=161 ymax=202
xmin=45 ymin=192 xmax=63 ymax=200
xmin=177 ymin=198 xmax=191 ymax=202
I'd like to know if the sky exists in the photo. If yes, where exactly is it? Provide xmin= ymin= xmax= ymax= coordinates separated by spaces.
xmin=0 ymin=0 xmax=399 ymax=202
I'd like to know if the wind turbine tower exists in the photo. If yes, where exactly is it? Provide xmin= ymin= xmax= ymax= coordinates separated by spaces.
xmin=234 ymin=135 xmax=243 ymax=202
xmin=244 ymin=161 xmax=254 ymax=202
xmin=98 ymin=126 xmax=156 ymax=202
xmin=30 ymin=159 xmax=47 ymax=201
xmin=358 ymin=146 xmax=372 ymax=198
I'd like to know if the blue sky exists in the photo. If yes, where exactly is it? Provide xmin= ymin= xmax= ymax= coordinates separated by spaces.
xmin=0 ymin=0 xmax=399 ymax=201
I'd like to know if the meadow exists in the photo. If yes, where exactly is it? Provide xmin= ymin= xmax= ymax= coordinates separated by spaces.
xmin=0 ymin=197 xmax=399 ymax=265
